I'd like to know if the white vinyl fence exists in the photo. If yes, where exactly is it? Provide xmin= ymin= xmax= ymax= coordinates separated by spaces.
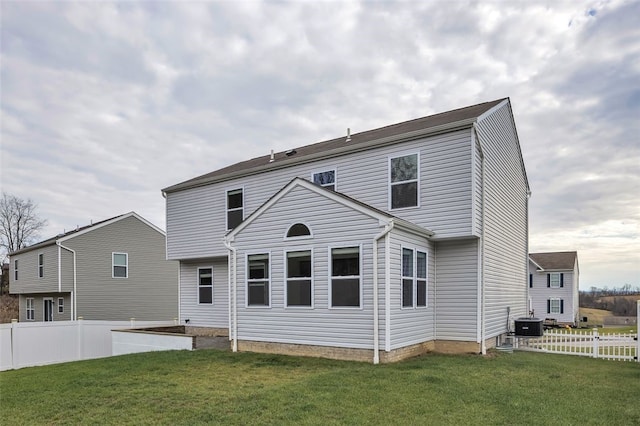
xmin=516 ymin=301 xmax=639 ymax=362
xmin=0 ymin=319 xmax=176 ymax=371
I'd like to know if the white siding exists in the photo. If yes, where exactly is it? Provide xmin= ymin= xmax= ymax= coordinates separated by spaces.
xmin=166 ymin=129 xmax=474 ymax=260
xmin=387 ymin=229 xmax=435 ymax=349
xmin=528 ymin=261 xmax=578 ymax=324
xmin=179 ymin=259 xmax=229 ymax=328
xmin=434 ymin=239 xmax=478 ymax=341
xmin=476 ymin=102 xmax=529 ymax=338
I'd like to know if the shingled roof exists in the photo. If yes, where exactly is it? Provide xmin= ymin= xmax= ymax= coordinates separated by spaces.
xmin=529 ymin=252 xmax=578 ymax=271
xmin=163 ymin=98 xmax=507 ymax=193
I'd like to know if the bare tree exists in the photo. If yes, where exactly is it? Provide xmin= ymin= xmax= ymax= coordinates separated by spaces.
xmin=0 ymin=193 xmax=48 ymax=262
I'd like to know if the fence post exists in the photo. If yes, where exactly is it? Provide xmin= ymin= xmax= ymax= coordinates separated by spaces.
xmin=77 ymin=317 xmax=84 ymax=361
xmin=637 ymin=301 xmax=639 ymax=363
xmin=592 ymin=328 xmax=599 ymax=359
xmin=10 ymin=319 xmax=18 ymax=370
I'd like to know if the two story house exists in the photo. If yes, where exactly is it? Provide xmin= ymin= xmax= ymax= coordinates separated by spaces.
xmin=163 ymin=98 xmax=530 ymax=363
xmin=9 ymin=212 xmax=178 ymax=322
xmin=528 ymin=251 xmax=579 ymax=326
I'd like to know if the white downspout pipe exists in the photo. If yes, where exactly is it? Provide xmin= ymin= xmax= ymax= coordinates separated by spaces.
xmin=372 ymin=221 xmax=394 ymax=364
xmin=57 ymin=241 xmax=77 ymax=321
xmin=223 ymin=238 xmax=238 ymax=352
xmin=473 ymin=123 xmax=487 ymax=355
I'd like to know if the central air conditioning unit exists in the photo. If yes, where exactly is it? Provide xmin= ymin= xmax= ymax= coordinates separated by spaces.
xmin=514 ymin=318 xmax=544 ymax=337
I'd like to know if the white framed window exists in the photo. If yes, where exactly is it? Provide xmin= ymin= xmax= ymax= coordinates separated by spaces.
xmin=286 ymin=250 xmax=313 ymax=307
xmin=401 ymin=247 xmax=428 ymax=309
xmin=247 ymin=253 xmax=270 ymax=307
xmin=112 ymin=252 xmax=128 ymax=278
xmin=285 ymin=223 xmax=312 ymax=240
xmin=26 ymin=297 xmax=34 ymax=321
xmin=312 ymin=169 xmax=336 ymax=191
xmin=329 ymin=246 xmax=361 ymax=308
xmin=14 ymin=259 xmax=18 ymax=281
xmin=38 ymin=253 xmax=44 ymax=278
xmin=549 ymin=273 xmax=562 ymax=288
xmin=389 ymin=153 xmax=419 ymax=209
xmin=198 ymin=267 xmax=213 ymax=304
xmin=549 ymin=298 xmax=563 ymax=314
xmin=226 ymin=188 xmax=244 ymax=230
xmin=58 ymin=297 xmax=64 ymax=313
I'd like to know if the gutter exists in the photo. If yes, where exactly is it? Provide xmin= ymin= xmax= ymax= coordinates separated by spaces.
xmin=56 ymin=241 xmax=77 ymax=321
xmin=223 ymin=237 xmax=238 ymax=352
xmin=372 ymin=221 xmax=394 ymax=364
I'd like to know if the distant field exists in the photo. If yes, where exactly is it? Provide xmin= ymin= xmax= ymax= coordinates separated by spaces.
xmin=597 ymin=294 xmax=640 ymax=303
xmin=579 ymin=307 xmax=612 ymax=326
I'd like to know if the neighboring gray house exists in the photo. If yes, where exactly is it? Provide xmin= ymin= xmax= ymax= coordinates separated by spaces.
xmin=163 ymin=98 xmax=530 ymax=363
xmin=9 ymin=212 xmax=178 ymax=322
xmin=528 ymin=251 xmax=580 ymax=326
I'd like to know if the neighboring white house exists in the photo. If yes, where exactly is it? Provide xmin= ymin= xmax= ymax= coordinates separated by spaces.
xmin=9 ymin=212 xmax=178 ymax=322
xmin=528 ymin=251 xmax=579 ymax=326
xmin=163 ymin=98 xmax=530 ymax=363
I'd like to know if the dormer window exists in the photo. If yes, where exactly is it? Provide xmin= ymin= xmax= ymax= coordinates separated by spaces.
xmin=286 ymin=223 xmax=311 ymax=238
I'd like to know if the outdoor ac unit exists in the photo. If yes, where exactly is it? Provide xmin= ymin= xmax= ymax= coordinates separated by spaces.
xmin=514 ymin=318 xmax=544 ymax=337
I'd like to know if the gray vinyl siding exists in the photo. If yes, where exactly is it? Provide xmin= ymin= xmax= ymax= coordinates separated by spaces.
xmin=476 ymin=102 xmax=528 ymax=338
xmin=62 ymin=216 xmax=178 ymax=321
xmin=387 ymin=229 xmax=435 ymax=349
xmin=231 ymin=185 xmax=383 ymax=349
xmin=472 ymin=138 xmax=483 ymax=236
xmin=167 ymin=129 xmax=474 ymax=260
xmin=434 ymin=239 xmax=478 ymax=341
xmin=9 ymin=244 xmax=59 ymax=294
xmin=179 ymin=258 xmax=229 ymax=328
xmin=19 ymin=293 xmax=71 ymax=322
xmin=528 ymin=261 xmax=578 ymax=324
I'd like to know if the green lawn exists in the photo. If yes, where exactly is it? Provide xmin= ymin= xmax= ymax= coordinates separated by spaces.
xmin=1 ymin=350 xmax=639 ymax=425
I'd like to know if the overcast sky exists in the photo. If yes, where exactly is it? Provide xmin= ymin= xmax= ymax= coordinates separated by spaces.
xmin=1 ymin=1 xmax=638 ymax=290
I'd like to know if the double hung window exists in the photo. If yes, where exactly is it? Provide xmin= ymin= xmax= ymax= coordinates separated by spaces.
xmin=390 ymin=153 xmax=419 ymax=209
xmin=247 ymin=254 xmax=270 ymax=306
xmin=58 ymin=297 xmax=64 ymax=313
xmin=227 ymin=189 xmax=244 ymax=230
xmin=112 ymin=253 xmax=128 ymax=278
xmin=286 ymin=251 xmax=312 ymax=307
xmin=548 ymin=298 xmax=563 ymax=314
xmin=330 ymin=247 xmax=360 ymax=308
xmin=14 ymin=259 xmax=18 ymax=281
xmin=38 ymin=254 xmax=44 ymax=278
xmin=548 ymin=273 xmax=563 ymax=288
xmin=198 ymin=267 xmax=213 ymax=304
xmin=26 ymin=297 xmax=34 ymax=320
xmin=402 ymin=247 xmax=428 ymax=308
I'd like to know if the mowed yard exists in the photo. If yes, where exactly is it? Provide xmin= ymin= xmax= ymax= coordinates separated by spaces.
xmin=1 ymin=349 xmax=639 ymax=425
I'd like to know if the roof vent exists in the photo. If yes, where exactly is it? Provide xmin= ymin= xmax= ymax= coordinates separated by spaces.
xmin=269 ymin=149 xmax=275 ymax=163
xmin=346 ymin=128 xmax=351 ymax=142
xmin=285 ymin=149 xmax=297 ymax=157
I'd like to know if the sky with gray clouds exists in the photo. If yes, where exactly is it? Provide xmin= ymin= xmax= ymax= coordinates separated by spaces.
xmin=1 ymin=1 xmax=638 ymax=290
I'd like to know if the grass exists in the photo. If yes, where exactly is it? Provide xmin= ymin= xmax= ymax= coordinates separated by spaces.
xmin=579 ymin=307 xmax=612 ymax=326
xmin=1 ymin=350 xmax=639 ymax=425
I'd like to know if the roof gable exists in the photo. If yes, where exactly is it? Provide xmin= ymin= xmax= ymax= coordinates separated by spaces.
xmin=225 ymin=178 xmax=433 ymax=242
xmin=164 ymin=98 xmax=507 ymax=193
xmin=529 ymin=252 xmax=578 ymax=271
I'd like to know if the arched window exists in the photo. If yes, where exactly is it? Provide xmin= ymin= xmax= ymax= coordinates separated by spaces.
xmin=286 ymin=223 xmax=311 ymax=238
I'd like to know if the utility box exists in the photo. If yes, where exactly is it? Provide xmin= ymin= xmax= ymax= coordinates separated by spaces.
xmin=514 ymin=318 xmax=544 ymax=337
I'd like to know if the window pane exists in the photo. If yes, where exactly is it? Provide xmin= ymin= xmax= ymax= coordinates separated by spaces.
xmin=114 ymin=266 xmax=127 ymax=278
xmin=249 ymin=255 xmax=269 ymax=279
xmin=417 ymin=280 xmax=427 ymax=306
xmin=402 ymin=279 xmax=413 ymax=307
xmin=332 ymin=278 xmax=360 ymax=307
xmin=199 ymin=287 xmax=212 ymax=304
xmin=228 ymin=210 xmax=243 ymax=230
xmin=199 ymin=268 xmax=212 ymax=286
xmin=287 ymin=280 xmax=311 ymax=306
xmin=402 ymin=248 xmax=413 ymax=277
xmin=113 ymin=253 xmax=127 ymax=266
xmin=287 ymin=251 xmax=311 ymax=278
xmin=248 ymin=282 xmax=269 ymax=305
xmin=391 ymin=154 xmax=418 ymax=182
xmin=287 ymin=223 xmax=311 ymax=237
xmin=331 ymin=247 xmax=359 ymax=276
xmin=391 ymin=182 xmax=418 ymax=208
xmin=227 ymin=189 xmax=243 ymax=209
xmin=417 ymin=251 xmax=427 ymax=279
xmin=313 ymin=170 xmax=335 ymax=185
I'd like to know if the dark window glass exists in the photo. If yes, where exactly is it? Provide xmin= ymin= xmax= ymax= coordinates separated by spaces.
xmin=113 ymin=266 xmax=127 ymax=278
xmin=331 ymin=247 xmax=360 ymax=307
xmin=417 ymin=251 xmax=427 ymax=307
xmin=248 ymin=282 xmax=269 ymax=305
xmin=391 ymin=154 xmax=418 ymax=182
xmin=391 ymin=182 xmax=418 ymax=209
xmin=198 ymin=268 xmax=213 ymax=304
xmin=227 ymin=210 xmax=243 ymax=230
xmin=331 ymin=247 xmax=359 ymax=276
xmin=331 ymin=278 xmax=360 ymax=307
xmin=287 ymin=223 xmax=311 ymax=238
xmin=227 ymin=189 xmax=243 ymax=230
xmin=227 ymin=189 xmax=243 ymax=209
xmin=287 ymin=251 xmax=312 ymax=306
xmin=402 ymin=279 xmax=413 ymax=307
xmin=313 ymin=170 xmax=335 ymax=190
xmin=287 ymin=280 xmax=312 ymax=306
xmin=248 ymin=254 xmax=269 ymax=306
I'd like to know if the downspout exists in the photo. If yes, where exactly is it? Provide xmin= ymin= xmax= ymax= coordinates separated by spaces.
xmin=57 ymin=241 xmax=77 ymax=321
xmin=223 ymin=237 xmax=238 ymax=352
xmin=372 ymin=221 xmax=394 ymax=364
xmin=473 ymin=123 xmax=487 ymax=355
